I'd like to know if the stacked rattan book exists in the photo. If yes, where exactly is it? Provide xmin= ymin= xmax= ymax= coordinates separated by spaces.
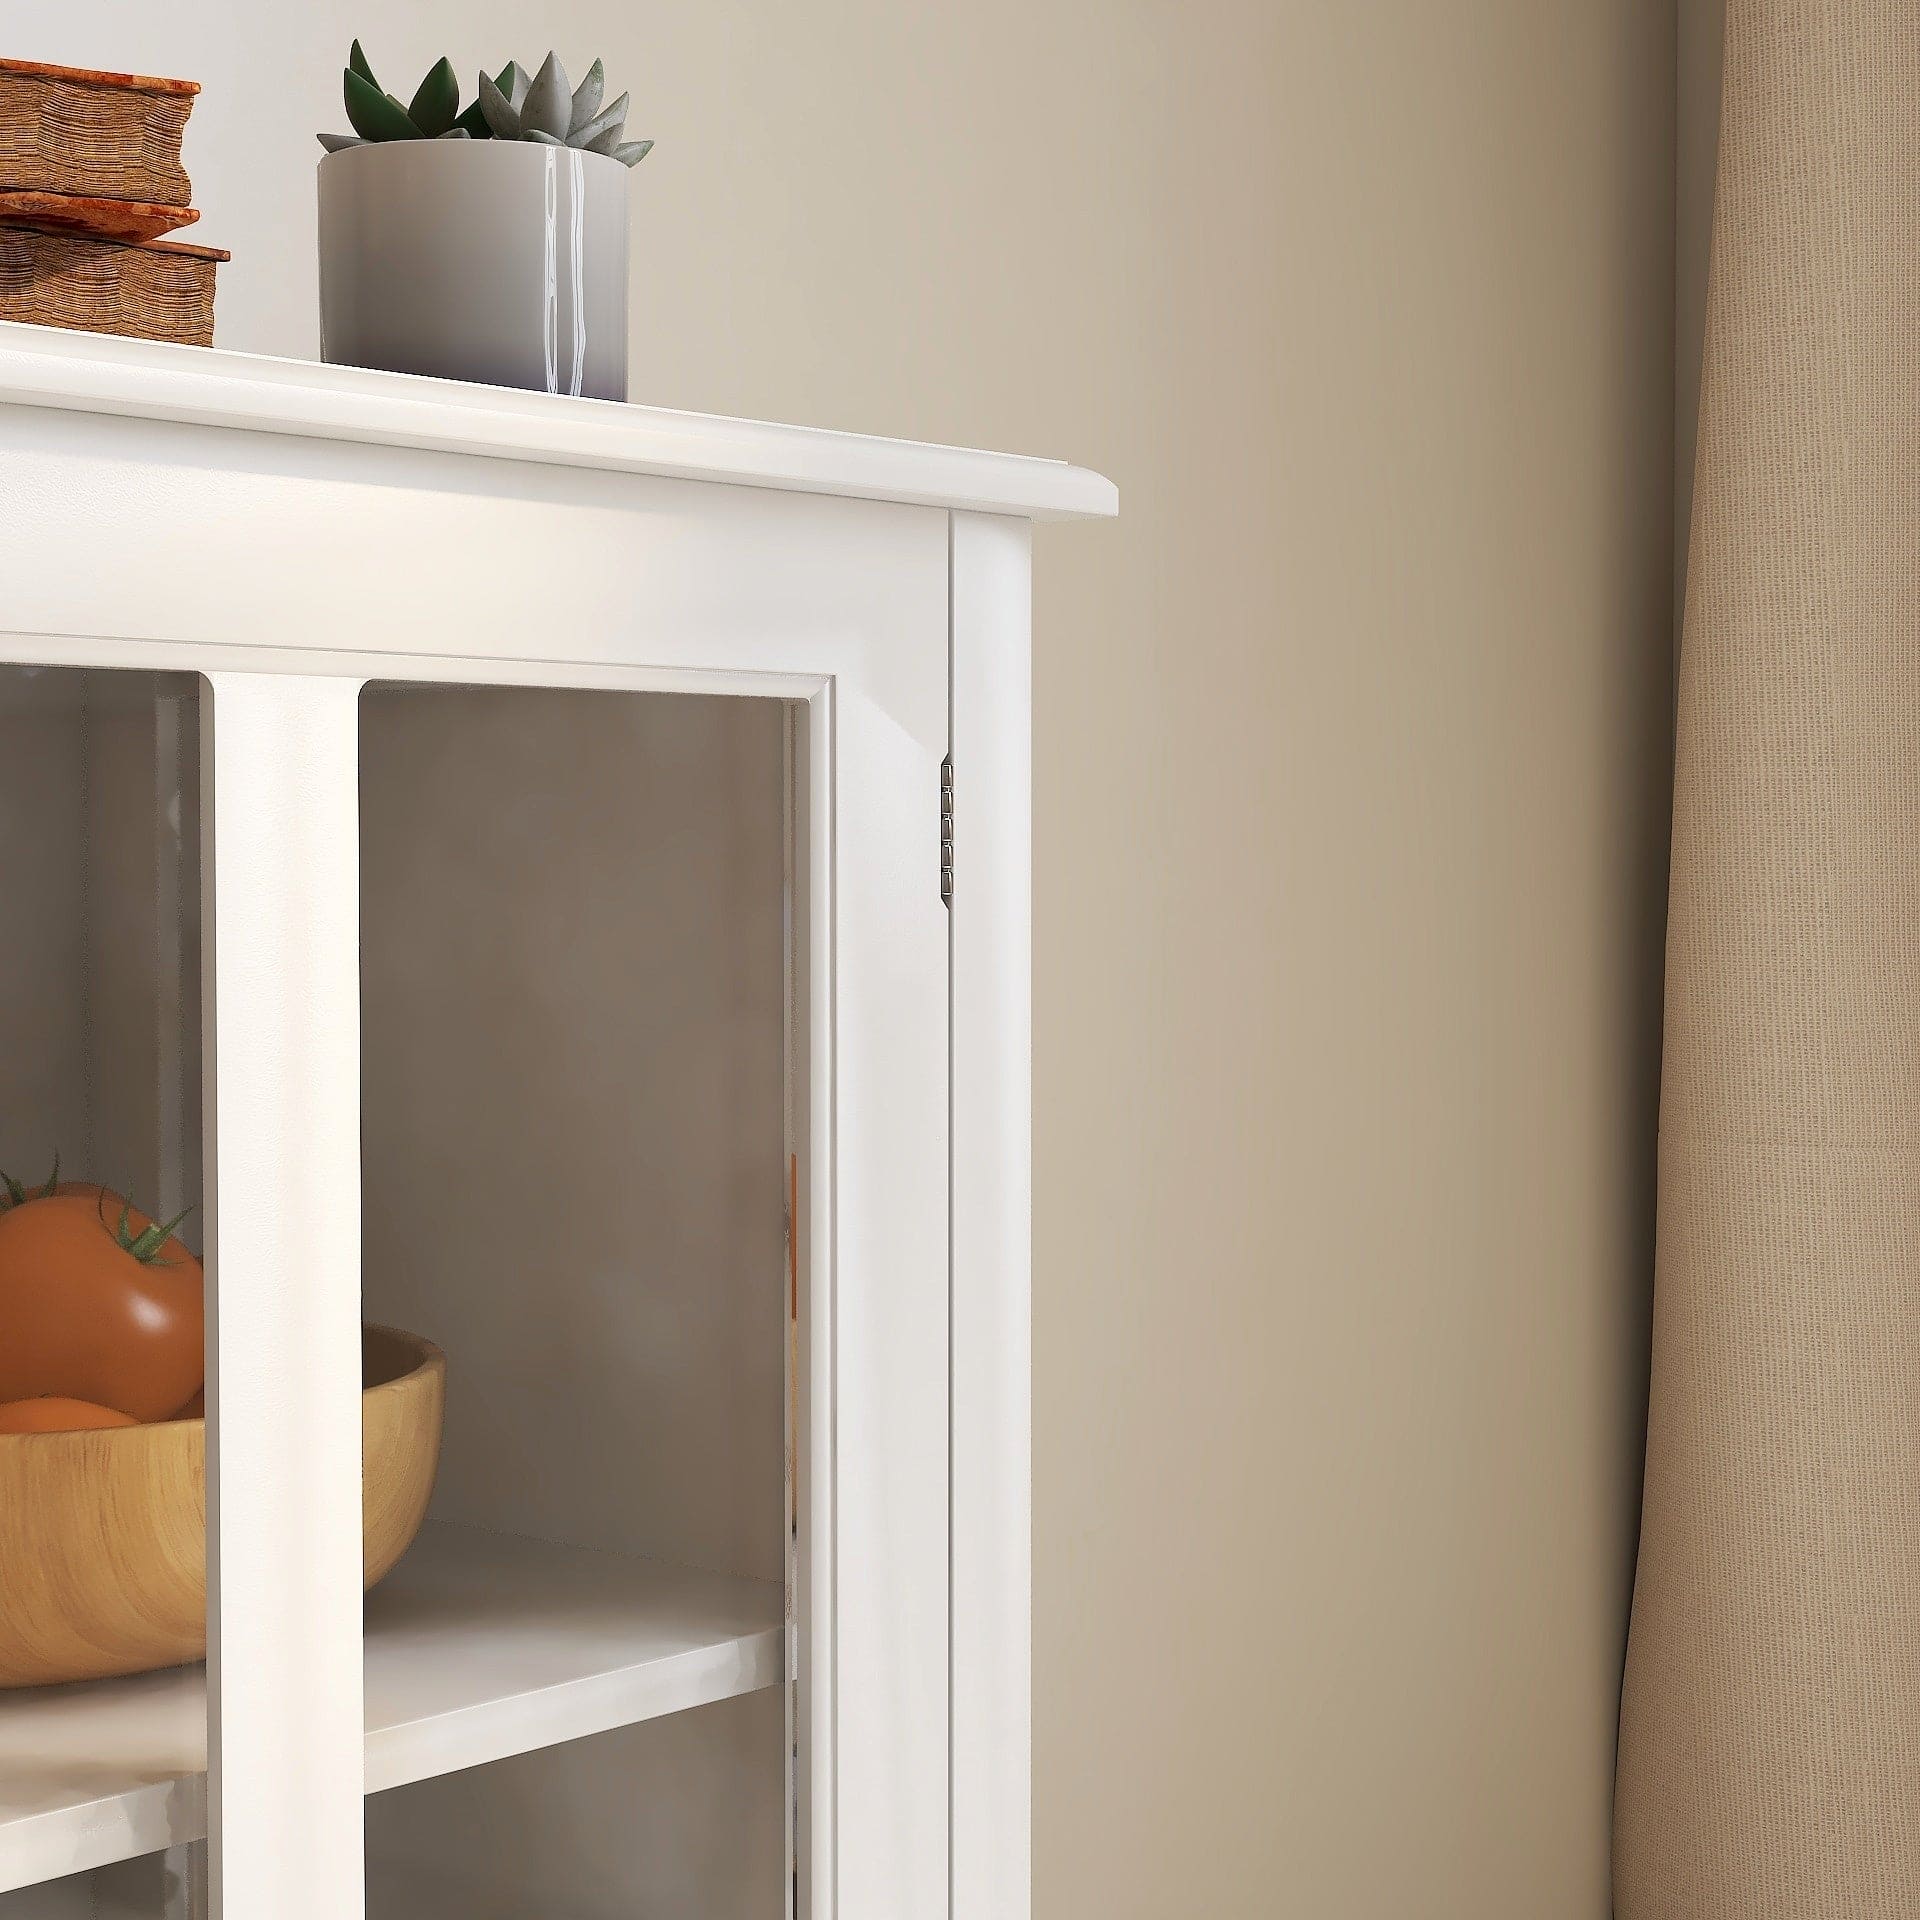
xmin=0 ymin=57 xmax=226 ymax=346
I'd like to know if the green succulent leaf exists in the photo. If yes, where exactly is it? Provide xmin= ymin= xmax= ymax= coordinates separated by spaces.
xmin=572 ymin=92 xmax=629 ymax=152
xmin=520 ymin=52 xmax=572 ymax=139
xmin=497 ymin=60 xmax=531 ymax=109
xmin=569 ymin=59 xmax=605 ymax=133
xmin=477 ymin=69 xmax=522 ymax=139
xmin=408 ymin=56 xmax=460 ymax=138
xmin=345 ymin=68 xmax=421 ymax=140
xmin=327 ymin=48 xmax=639 ymax=156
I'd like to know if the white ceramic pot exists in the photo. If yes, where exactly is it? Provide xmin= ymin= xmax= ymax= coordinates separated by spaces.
xmin=319 ymin=140 xmax=629 ymax=400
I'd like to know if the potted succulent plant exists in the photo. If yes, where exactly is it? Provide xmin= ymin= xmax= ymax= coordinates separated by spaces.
xmin=316 ymin=44 xmax=653 ymax=400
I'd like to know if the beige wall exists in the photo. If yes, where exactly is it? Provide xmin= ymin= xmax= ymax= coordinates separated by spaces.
xmin=9 ymin=4 xmax=1677 ymax=1912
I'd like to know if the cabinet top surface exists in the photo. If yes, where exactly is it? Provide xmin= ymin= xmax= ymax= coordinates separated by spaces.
xmin=0 ymin=321 xmax=1118 ymax=520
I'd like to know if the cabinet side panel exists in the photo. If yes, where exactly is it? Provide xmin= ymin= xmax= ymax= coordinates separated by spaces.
xmin=949 ymin=514 xmax=1032 ymax=1920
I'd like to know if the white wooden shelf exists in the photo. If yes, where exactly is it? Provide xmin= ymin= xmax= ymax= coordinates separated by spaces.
xmin=0 ymin=319 xmax=1118 ymax=520
xmin=0 ymin=1522 xmax=786 ymax=1893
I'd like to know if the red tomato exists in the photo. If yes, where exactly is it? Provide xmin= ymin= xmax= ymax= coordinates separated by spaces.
xmin=0 ymin=1192 xmax=203 ymax=1420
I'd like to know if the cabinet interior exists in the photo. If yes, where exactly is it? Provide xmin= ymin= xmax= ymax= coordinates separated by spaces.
xmin=0 ymin=664 xmax=202 ymax=1246
xmin=0 ymin=668 xmax=796 ymax=1919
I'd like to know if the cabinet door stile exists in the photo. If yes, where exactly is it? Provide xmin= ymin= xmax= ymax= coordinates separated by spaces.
xmin=201 ymin=672 xmax=366 ymax=1920
xmin=829 ymin=679 xmax=952 ymax=1920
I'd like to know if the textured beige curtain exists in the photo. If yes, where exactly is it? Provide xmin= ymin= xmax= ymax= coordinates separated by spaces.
xmin=1614 ymin=4 xmax=1920 ymax=1913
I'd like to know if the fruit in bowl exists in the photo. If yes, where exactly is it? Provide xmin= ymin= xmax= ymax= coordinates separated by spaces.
xmin=0 ymin=1164 xmax=202 ymax=1422
xmin=0 ymin=1396 xmax=137 ymax=1432
xmin=0 ymin=1157 xmax=444 ymax=1686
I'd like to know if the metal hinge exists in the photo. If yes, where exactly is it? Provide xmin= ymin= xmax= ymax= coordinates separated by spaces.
xmin=939 ymin=754 xmax=954 ymax=907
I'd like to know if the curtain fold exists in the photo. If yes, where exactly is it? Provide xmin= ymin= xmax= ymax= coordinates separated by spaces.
xmin=1614 ymin=3 xmax=1920 ymax=1912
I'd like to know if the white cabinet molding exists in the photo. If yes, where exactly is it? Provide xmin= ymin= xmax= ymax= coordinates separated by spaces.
xmin=0 ymin=323 xmax=1116 ymax=519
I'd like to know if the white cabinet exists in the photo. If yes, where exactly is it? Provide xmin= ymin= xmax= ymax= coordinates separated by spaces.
xmin=0 ymin=325 xmax=1115 ymax=1920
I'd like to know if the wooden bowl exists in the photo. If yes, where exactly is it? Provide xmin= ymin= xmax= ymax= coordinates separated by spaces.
xmin=0 ymin=1324 xmax=443 ymax=1688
